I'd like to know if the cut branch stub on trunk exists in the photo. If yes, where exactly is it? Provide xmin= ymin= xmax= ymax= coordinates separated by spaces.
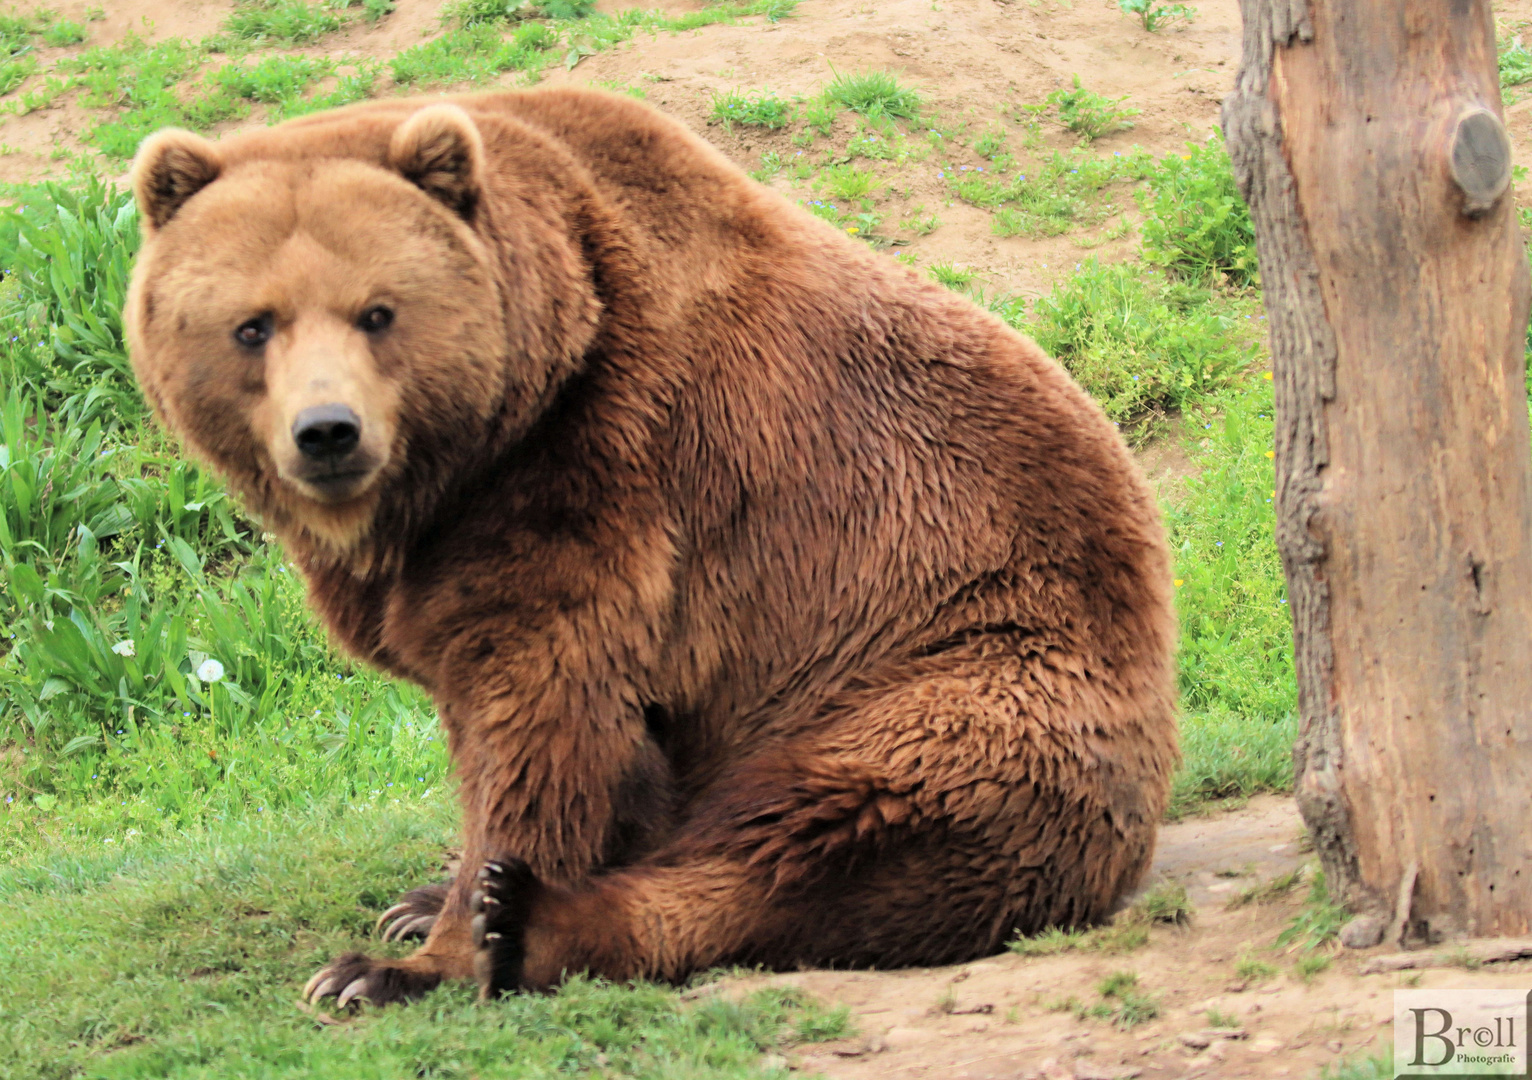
xmin=1223 ymin=0 xmax=1532 ymax=944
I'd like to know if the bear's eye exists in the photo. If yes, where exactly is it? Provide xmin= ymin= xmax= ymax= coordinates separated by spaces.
xmin=233 ymin=315 xmax=272 ymax=349
xmin=359 ymin=305 xmax=394 ymax=334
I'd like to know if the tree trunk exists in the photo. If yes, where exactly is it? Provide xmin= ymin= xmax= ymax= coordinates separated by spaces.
xmin=1223 ymin=0 xmax=1532 ymax=945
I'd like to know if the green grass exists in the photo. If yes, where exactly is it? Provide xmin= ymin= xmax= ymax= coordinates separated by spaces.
xmin=822 ymin=68 xmax=922 ymax=121
xmin=1166 ymin=378 xmax=1298 ymax=812
xmin=443 ymin=0 xmax=598 ymax=26
xmin=1235 ymin=950 xmax=1277 ymax=982
xmin=41 ymin=19 xmax=87 ymax=47
xmin=1501 ymin=32 xmax=1532 ymax=102
xmin=1087 ymin=972 xmax=1159 ymax=1029
xmin=818 ymin=162 xmax=884 ymax=200
xmin=945 ymin=147 xmax=1149 ymax=237
xmin=223 ymin=0 xmax=346 ymax=44
xmin=64 ymin=37 xmax=247 ymax=158
xmin=1276 ymin=869 xmax=1349 ymax=951
xmin=711 ymin=88 xmax=794 ymax=132
xmin=928 ymin=261 xmax=978 ymax=290
xmin=390 ymin=21 xmax=556 ymax=87
xmin=1024 ymin=260 xmax=1253 ymax=425
xmin=0 ymin=800 xmax=852 ymax=1078
xmin=1138 ymin=133 xmax=1259 ymax=285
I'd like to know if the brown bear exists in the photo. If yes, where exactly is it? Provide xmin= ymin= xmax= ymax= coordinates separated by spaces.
xmin=125 ymin=88 xmax=1178 ymax=1007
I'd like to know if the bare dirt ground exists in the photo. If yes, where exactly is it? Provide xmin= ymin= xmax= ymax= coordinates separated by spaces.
xmin=12 ymin=2 xmax=1532 ymax=1076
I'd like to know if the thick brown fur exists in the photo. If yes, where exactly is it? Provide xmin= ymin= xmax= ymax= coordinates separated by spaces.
xmin=125 ymin=88 xmax=1179 ymax=1004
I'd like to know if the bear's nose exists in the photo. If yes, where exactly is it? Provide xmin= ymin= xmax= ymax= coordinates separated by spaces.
xmin=292 ymin=404 xmax=362 ymax=461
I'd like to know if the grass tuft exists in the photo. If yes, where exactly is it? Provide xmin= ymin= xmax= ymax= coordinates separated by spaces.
xmin=823 ymin=67 xmax=922 ymax=121
xmin=711 ymin=87 xmax=794 ymax=131
xmin=1276 ymin=869 xmax=1349 ymax=951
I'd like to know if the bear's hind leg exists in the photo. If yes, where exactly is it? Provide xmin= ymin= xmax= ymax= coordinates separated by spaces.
xmin=508 ymin=641 xmax=1175 ymax=985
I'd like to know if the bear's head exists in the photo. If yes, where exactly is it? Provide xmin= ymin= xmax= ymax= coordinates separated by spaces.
xmin=125 ymin=104 xmax=593 ymax=567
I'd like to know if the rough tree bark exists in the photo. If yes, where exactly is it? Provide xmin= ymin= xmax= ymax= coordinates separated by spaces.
xmin=1223 ymin=0 xmax=1532 ymax=945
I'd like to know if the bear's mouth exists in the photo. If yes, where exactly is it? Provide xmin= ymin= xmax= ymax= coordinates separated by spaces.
xmin=292 ymin=467 xmax=378 ymax=504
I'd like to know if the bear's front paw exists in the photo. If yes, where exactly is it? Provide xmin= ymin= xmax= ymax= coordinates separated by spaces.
xmin=376 ymin=882 xmax=449 ymax=942
xmin=303 ymin=952 xmax=442 ymax=1009
xmin=471 ymin=857 xmax=540 ymax=999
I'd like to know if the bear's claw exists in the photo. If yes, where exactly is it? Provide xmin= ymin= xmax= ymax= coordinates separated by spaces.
xmin=375 ymin=883 xmax=449 ymax=941
xmin=303 ymin=952 xmax=442 ymax=1008
xmin=471 ymin=856 xmax=539 ymax=999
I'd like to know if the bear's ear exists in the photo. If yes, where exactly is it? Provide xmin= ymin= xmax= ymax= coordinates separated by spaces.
xmin=388 ymin=104 xmax=484 ymax=220
xmin=133 ymin=129 xmax=222 ymax=234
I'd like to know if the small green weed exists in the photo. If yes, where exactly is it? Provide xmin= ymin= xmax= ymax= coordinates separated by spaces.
xmin=1206 ymin=1007 xmax=1241 ymax=1028
xmin=928 ymin=261 xmax=978 ymax=290
xmin=712 ymin=88 xmax=794 ymax=131
xmin=802 ymin=96 xmax=839 ymax=136
xmin=1277 ymin=869 xmax=1349 ymax=951
xmin=1009 ymin=925 xmax=1089 ymax=956
xmin=973 ymin=123 xmax=1008 ymax=159
xmin=1295 ymin=952 xmax=1332 ymax=982
xmin=751 ymin=150 xmax=782 ymax=182
xmin=823 ymin=67 xmax=922 ymax=120
xmin=1089 ymin=972 xmax=1159 ymax=1029
xmin=846 ymin=127 xmax=904 ymax=161
xmin=819 ymin=163 xmax=884 ymax=200
xmin=1235 ymin=950 xmax=1278 ymax=982
xmin=1133 ymin=880 xmax=1193 ymax=926
xmin=1046 ymin=76 xmax=1138 ymax=142
xmin=64 ymin=37 xmax=246 ymax=156
xmin=899 ymin=207 xmax=939 ymax=235
xmin=1138 ymin=133 xmax=1258 ymax=285
xmin=1119 ymin=0 xmax=1196 ymax=32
